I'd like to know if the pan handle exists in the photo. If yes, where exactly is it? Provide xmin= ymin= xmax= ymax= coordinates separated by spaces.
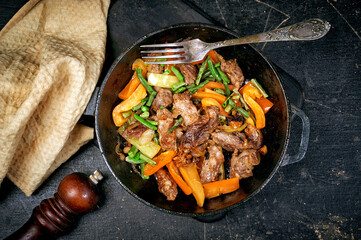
xmin=281 ymin=104 xmax=310 ymax=166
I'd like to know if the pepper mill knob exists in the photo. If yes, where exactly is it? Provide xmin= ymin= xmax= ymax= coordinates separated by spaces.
xmin=6 ymin=170 xmax=103 ymax=240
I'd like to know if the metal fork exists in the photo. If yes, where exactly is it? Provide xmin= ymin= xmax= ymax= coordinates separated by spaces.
xmin=141 ymin=19 xmax=330 ymax=64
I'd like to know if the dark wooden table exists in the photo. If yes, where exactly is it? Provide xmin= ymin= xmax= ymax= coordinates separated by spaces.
xmin=1 ymin=0 xmax=360 ymax=239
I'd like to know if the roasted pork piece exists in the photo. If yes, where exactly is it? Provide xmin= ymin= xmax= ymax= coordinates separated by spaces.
xmin=154 ymin=168 xmax=178 ymax=201
xmin=229 ymin=149 xmax=260 ymax=179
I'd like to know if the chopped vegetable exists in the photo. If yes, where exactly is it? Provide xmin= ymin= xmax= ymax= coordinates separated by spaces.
xmin=113 ymin=84 xmax=147 ymax=113
xmin=147 ymin=73 xmax=180 ymax=88
xmin=196 ymin=55 xmax=210 ymax=85
xmin=251 ymin=78 xmax=268 ymax=98
xmin=123 ymin=137 xmax=161 ymax=159
xmin=188 ymin=80 xmax=210 ymax=93
xmin=146 ymin=91 xmax=157 ymax=107
xmin=191 ymin=91 xmax=227 ymax=105
xmin=199 ymin=81 xmax=236 ymax=91
xmin=236 ymin=107 xmax=250 ymax=118
xmin=139 ymin=153 xmax=157 ymax=165
xmin=242 ymin=85 xmax=265 ymax=129
xmin=166 ymin=161 xmax=193 ymax=195
xmin=163 ymin=70 xmax=171 ymax=75
xmin=143 ymin=151 xmax=177 ymax=176
xmin=207 ymin=59 xmax=222 ymax=82
xmin=203 ymin=177 xmax=240 ymax=199
xmin=140 ymin=163 xmax=149 ymax=180
xmin=174 ymin=86 xmax=187 ymax=93
xmin=134 ymin=113 xmax=158 ymax=130
xmin=112 ymin=110 xmax=128 ymax=127
xmin=171 ymin=66 xmax=184 ymax=83
xmin=168 ymin=117 xmax=183 ymax=133
xmin=171 ymin=82 xmax=186 ymax=92
xmin=118 ymin=72 xmax=141 ymax=100
xmin=136 ymin=68 xmax=156 ymax=94
xmin=179 ymin=164 xmax=205 ymax=207
xmin=255 ymin=97 xmax=274 ymax=114
xmin=259 ymin=145 xmax=268 ymax=155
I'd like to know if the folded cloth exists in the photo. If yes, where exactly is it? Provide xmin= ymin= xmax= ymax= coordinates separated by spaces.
xmin=0 ymin=0 xmax=110 ymax=196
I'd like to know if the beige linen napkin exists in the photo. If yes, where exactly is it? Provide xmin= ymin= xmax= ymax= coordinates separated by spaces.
xmin=0 ymin=0 xmax=110 ymax=196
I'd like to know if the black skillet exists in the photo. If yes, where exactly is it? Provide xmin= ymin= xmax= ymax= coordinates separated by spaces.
xmin=95 ymin=23 xmax=310 ymax=219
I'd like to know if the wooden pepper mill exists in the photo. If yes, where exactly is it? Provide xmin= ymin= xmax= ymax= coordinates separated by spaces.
xmin=5 ymin=170 xmax=103 ymax=240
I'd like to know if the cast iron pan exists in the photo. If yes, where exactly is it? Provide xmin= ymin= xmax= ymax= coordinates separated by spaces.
xmin=95 ymin=23 xmax=305 ymax=218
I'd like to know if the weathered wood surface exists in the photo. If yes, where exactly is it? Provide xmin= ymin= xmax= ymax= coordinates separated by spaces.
xmin=0 ymin=0 xmax=360 ymax=239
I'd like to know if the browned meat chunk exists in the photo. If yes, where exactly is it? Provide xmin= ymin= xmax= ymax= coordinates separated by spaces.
xmin=152 ymin=88 xmax=173 ymax=111
xmin=178 ymin=63 xmax=198 ymax=85
xmin=154 ymin=168 xmax=178 ymax=201
xmin=230 ymin=150 xmax=260 ymax=179
xmin=211 ymin=131 xmax=255 ymax=152
xmin=172 ymin=93 xmax=199 ymax=126
xmin=156 ymin=108 xmax=177 ymax=151
xmin=244 ymin=124 xmax=263 ymax=150
xmin=147 ymin=53 xmax=164 ymax=74
xmin=181 ymin=106 xmax=219 ymax=151
xmin=220 ymin=59 xmax=244 ymax=89
xmin=122 ymin=122 xmax=148 ymax=139
xmin=200 ymin=145 xmax=225 ymax=184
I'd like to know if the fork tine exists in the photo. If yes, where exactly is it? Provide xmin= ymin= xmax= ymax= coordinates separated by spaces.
xmin=142 ymin=54 xmax=185 ymax=59
xmin=145 ymin=60 xmax=188 ymax=65
xmin=140 ymin=42 xmax=184 ymax=48
xmin=140 ymin=48 xmax=185 ymax=54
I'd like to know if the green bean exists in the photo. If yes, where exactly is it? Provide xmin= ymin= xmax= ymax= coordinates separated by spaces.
xmin=153 ymin=136 xmax=159 ymax=145
xmin=224 ymin=104 xmax=233 ymax=113
xmin=204 ymin=76 xmax=216 ymax=82
xmin=214 ymin=88 xmax=225 ymax=95
xmin=236 ymin=107 xmax=250 ymax=118
xmin=168 ymin=117 xmax=183 ymax=133
xmin=171 ymin=82 xmax=186 ymax=92
xmin=128 ymin=146 xmax=139 ymax=158
xmin=146 ymin=91 xmax=157 ymax=107
xmin=140 ymin=111 xmax=149 ymax=118
xmin=239 ymin=94 xmax=249 ymax=110
xmin=141 ymin=97 xmax=149 ymax=103
xmin=163 ymin=70 xmax=171 ymax=75
xmin=141 ymin=106 xmax=149 ymax=112
xmin=126 ymin=154 xmax=145 ymax=164
xmin=171 ymin=66 xmax=184 ymax=83
xmin=122 ymin=110 xmax=132 ymax=118
xmin=186 ymin=84 xmax=196 ymax=90
xmin=188 ymin=79 xmax=210 ymax=93
xmin=207 ymin=60 xmax=222 ymax=82
xmin=156 ymin=58 xmax=167 ymax=62
xmin=201 ymin=70 xmax=212 ymax=79
xmin=217 ymin=67 xmax=230 ymax=84
xmin=222 ymin=92 xmax=234 ymax=108
xmin=139 ymin=153 xmax=157 ymax=165
xmin=147 ymin=120 xmax=159 ymax=126
xmin=160 ymin=106 xmax=165 ymax=110
xmin=196 ymin=55 xmax=210 ymax=85
xmin=174 ymin=86 xmax=186 ymax=93
xmin=136 ymin=68 xmax=155 ymax=94
xmin=228 ymin=99 xmax=236 ymax=108
xmin=132 ymin=101 xmax=146 ymax=111
xmin=214 ymin=62 xmax=221 ymax=68
xmin=140 ymin=163 xmax=149 ymax=179
xmin=251 ymin=78 xmax=268 ymax=98
xmin=134 ymin=113 xmax=158 ymax=130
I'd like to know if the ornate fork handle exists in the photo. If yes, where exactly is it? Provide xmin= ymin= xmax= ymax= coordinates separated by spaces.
xmin=208 ymin=19 xmax=331 ymax=49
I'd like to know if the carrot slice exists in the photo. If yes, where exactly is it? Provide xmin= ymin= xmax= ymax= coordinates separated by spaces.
xmin=118 ymin=59 xmax=147 ymax=99
xmin=199 ymin=81 xmax=236 ymax=92
xmin=166 ymin=161 xmax=193 ymax=195
xmin=243 ymin=93 xmax=265 ymax=129
xmin=203 ymin=178 xmax=240 ymax=199
xmin=191 ymin=91 xmax=227 ymax=105
xmin=179 ymin=164 xmax=205 ymax=207
xmin=113 ymin=84 xmax=147 ymax=113
xmin=118 ymin=72 xmax=140 ymax=100
xmin=143 ymin=151 xmax=177 ymax=176
xmin=112 ymin=111 xmax=128 ymax=127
